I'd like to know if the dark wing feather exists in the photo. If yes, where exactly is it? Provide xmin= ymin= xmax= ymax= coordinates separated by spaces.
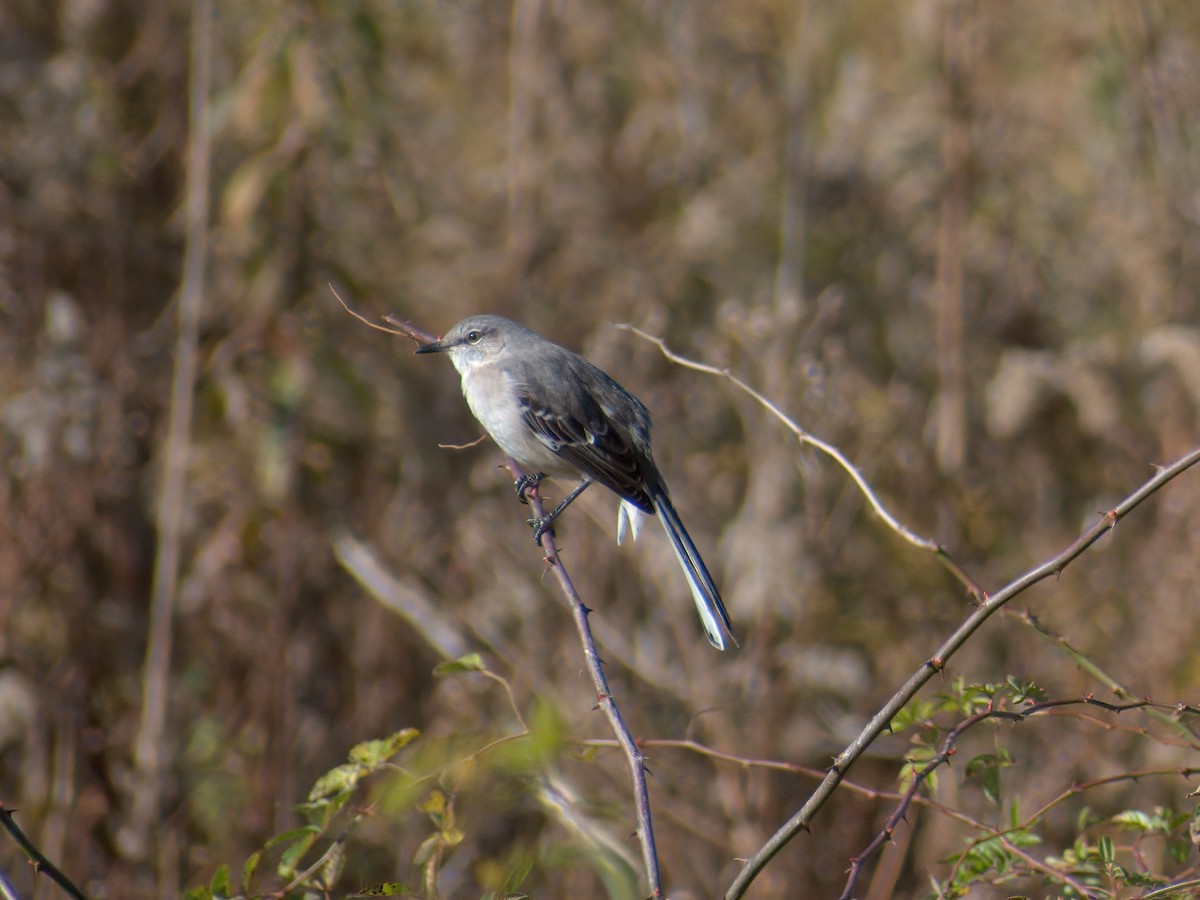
xmin=514 ymin=351 xmax=656 ymax=513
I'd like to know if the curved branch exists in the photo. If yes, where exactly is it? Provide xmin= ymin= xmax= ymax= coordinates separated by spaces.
xmin=619 ymin=324 xmax=987 ymax=598
xmin=726 ymin=445 xmax=1200 ymax=898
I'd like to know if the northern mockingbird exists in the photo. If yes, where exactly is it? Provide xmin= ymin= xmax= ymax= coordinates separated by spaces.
xmin=416 ymin=315 xmax=736 ymax=650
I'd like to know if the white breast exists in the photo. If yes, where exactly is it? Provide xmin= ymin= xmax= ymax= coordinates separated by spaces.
xmin=460 ymin=363 xmax=567 ymax=474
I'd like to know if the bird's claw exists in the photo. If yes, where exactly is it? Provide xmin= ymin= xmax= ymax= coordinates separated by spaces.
xmin=527 ymin=514 xmax=555 ymax=546
xmin=514 ymin=472 xmax=544 ymax=505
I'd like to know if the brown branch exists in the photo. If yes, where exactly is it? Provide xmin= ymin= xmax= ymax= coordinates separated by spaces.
xmin=726 ymin=444 xmax=1200 ymax=898
xmin=503 ymin=459 xmax=664 ymax=898
xmin=381 ymin=313 xmax=438 ymax=348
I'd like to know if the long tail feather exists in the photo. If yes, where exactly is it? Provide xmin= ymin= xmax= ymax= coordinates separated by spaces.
xmin=648 ymin=487 xmax=736 ymax=650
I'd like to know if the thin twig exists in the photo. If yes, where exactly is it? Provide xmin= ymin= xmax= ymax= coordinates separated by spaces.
xmin=618 ymin=324 xmax=988 ymax=599
xmin=504 ymin=459 xmax=664 ymax=898
xmin=726 ymin=445 xmax=1200 ymax=898
xmin=0 ymin=805 xmax=87 ymax=900
xmin=381 ymin=312 xmax=438 ymax=347
xmin=437 ymin=435 xmax=489 ymax=450
xmin=329 ymin=284 xmax=408 ymax=336
xmin=126 ymin=0 xmax=212 ymax=861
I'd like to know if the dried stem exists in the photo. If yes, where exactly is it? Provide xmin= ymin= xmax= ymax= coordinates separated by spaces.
xmin=617 ymin=325 xmax=984 ymax=592
xmin=126 ymin=0 xmax=212 ymax=862
xmin=503 ymin=459 xmax=664 ymax=898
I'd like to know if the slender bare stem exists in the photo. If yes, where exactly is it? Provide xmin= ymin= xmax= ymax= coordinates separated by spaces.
xmin=126 ymin=0 xmax=212 ymax=862
xmin=617 ymin=325 xmax=992 ymax=597
xmin=504 ymin=459 xmax=664 ymax=898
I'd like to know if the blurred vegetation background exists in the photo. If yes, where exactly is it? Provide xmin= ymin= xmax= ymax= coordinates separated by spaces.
xmin=2 ymin=1 xmax=1199 ymax=897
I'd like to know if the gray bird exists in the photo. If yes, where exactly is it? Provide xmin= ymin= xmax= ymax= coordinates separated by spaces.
xmin=416 ymin=315 xmax=736 ymax=650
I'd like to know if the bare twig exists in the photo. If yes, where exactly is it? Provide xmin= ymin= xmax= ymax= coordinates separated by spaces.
xmin=125 ymin=0 xmax=212 ymax=862
xmin=329 ymin=284 xmax=408 ymax=336
xmin=381 ymin=313 xmax=438 ymax=348
xmin=617 ymin=325 xmax=989 ymax=599
xmin=0 ymin=804 xmax=88 ymax=900
xmin=726 ymin=445 xmax=1200 ymax=898
xmin=504 ymin=459 xmax=664 ymax=898
xmin=329 ymin=283 xmax=443 ymax=349
xmin=437 ymin=435 xmax=489 ymax=450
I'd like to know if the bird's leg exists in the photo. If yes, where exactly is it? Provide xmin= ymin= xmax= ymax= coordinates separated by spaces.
xmin=529 ymin=478 xmax=593 ymax=546
xmin=514 ymin=472 xmax=545 ymax=505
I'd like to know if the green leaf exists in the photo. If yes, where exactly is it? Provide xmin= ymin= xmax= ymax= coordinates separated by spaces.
xmin=182 ymin=888 xmax=212 ymax=900
xmin=1098 ymin=834 xmax=1115 ymax=863
xmin=1007 ymin=827 xmax=1042 ymax=848
xmin=267 ymin=825 xmax=321 ymax=880
xmin=420 ymin=789 xmax=447 ymax=817
xmin=309 ymin=762 xmax=363 ymax=802
xmin=241 ymin=849 xmax=262 ymax=893
xmin=433 ymin=653 xmax=486 ymax=677
xmin=1112 ymin=809 xmax=1154 ymax=832
xmin=349 ymin=728 xmax=420 ymax=767
xmin=209 ymin=863 xmax=231 ymax=898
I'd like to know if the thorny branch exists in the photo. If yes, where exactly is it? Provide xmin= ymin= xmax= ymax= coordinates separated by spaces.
xmin=841 ymin=696 xmax=1200 ymax=900
xmin=503 ymin=458 xmax=665 ymax=899
xmin=0 ymin=804 xmax=88 ymax=900
xmin=726 ymin=445 xmax=1200 ymax=898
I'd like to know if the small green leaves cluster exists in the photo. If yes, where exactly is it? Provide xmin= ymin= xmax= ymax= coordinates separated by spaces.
xmin=184 ymin=728 xmax=418 ymax=900
xmin=891 ymin=675 xmax=1040 ymax=795
xmin=888 ymin=676 xmax=1200 ymax=898
xmin=182 ymin=654 xmax=544 ymax=899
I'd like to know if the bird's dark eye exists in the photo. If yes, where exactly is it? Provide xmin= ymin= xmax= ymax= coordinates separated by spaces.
xmin=466 ymin=329 xmax=482 ymax=344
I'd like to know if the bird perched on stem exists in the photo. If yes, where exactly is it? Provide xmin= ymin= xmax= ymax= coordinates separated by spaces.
xmin=417 ymin=315 xmax=736 ymax=651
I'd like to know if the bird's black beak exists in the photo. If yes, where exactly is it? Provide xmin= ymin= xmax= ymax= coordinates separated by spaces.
xmin=415 ymin=338 xmax=446 ymax=354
